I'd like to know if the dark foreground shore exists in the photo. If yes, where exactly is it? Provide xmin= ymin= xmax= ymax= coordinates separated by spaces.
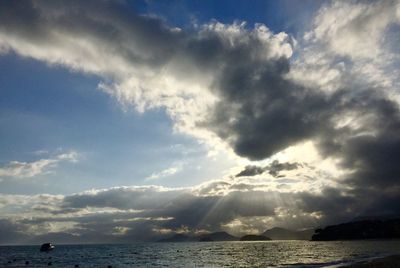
xmin=343 ymin=255 xmax=400 ymax=268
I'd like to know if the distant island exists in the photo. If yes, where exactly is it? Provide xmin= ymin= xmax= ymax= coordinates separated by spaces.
xmin=158 ymin=218 xmax=400 ymax=243
xmin=312 ymin=218 xmax=400 ymax=241
xmin=158 ymin=234 xmax=195 ymax=243
xmin=262 ymin=227 xmax=314 ymax=240
xmin=240 ymin=235 xmax=271 ymax=241
xmin=158 ymin=227 xmax=314 ymax=242
xmin=158 ymin=232 xmax=237 ymax=242
xmin=198 ymin=231 xmax=238 ymax=242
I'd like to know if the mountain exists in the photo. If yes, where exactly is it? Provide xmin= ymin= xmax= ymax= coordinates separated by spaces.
xmin=312 ymin=218 xmax=400 ymax=241
xmin=158 ymin=228 xmax=314 ymax=243
xmin=240 ymin=235 xmax=271 ymax=241
xmin=198 ymin=236 xmax=213 ymax=242
xmin=198 ymin=231 xmax=238 ymax=241
xmin=158 ymin=234 xmax=193 ymax=243
xmin=262 ymin=227 xmax=314 ymax=240
xmin=351 ymin=214 xmax=400 ymax=222
xmin=158 ymin=231 xmax=238 ymax=242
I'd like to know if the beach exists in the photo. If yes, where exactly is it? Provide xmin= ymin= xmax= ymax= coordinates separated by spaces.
xmin=343 ymin=255 xmax=400 ymax=268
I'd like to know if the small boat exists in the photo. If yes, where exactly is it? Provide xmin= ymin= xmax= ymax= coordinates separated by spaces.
xmin=40 ymin=243 xmax=55 ymax=252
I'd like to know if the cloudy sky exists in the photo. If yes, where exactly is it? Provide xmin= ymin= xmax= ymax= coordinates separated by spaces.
xmin=1 ymin=0 xmax=400 ymax=244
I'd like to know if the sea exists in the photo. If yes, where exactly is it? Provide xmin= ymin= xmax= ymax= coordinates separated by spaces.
xmin=1 ymin=240 xmax=400 ymax=267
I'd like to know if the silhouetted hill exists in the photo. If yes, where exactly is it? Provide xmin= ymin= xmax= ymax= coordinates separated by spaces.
xmin=262 ymin=227 xmax=314 ymax=240
xmin=198 ymin=231 xmax=238 ymax=241
xmin=312 ymin=218 xmax=400 ymax=241
xmin=240 ymin=235 xmax=271 ymax=241
xmin=158 ymin=231 xmax=238 ymax=242
xmin=352 ymin=214 xmax=400 ymax=222
xmin=158 ymin=234 xmax=193 ymax=242
xmin=199 ymin=236 xmax=213 ymax=242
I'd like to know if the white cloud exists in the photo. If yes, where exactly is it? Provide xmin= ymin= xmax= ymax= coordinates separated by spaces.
xmin=56 ymin=151 xmax=79 ymax=162
xmin=0 ymin=151 xmax=79 ymax=179
xmin=292 ymin=0 xmax=400 ymax=95
xmin=0 ymin=159 xmax=57 ymax=178
xmin=309 ymin=0 xmax=399 ymax=60
xmin=146 ymin=165 xmax=181 ymax=180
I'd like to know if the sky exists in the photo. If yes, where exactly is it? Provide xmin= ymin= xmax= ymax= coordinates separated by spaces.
xmin=0 ymin=0 xmax=400 ymax=244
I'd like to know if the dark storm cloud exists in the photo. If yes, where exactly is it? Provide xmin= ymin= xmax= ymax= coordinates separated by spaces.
xmin=61 ymin=188 xmax=277 ymax=231
xmin=0 ymin=0 xmax=182 ymax=71
xmin=163 ymin=191 xmax=277 ymax=229
xmin=296 ymin=188 xmax=357 ymax=221
xmin=208 ymin=48 xmax=400 ymax=217
xmin=235 ymin=165 xmax=266 ymax=177
xmin=204 ymin=57 xmax=336 ymax=160
xmin=47 ymin=186 xmax=362 ymax=240
xmin=268 ymin=161 xmax=301 ymax=177
xmin=236 ymin=161 xmax=301 ymax=177
xmin=0 ymin=187 xmax=280 ymax=243
xmin=0 ymin=219 xmax=30 ymax=245
xmin=313 ymin=91 xmax=400 ymax=192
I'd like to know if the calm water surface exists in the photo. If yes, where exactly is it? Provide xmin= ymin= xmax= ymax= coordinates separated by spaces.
xmin=1 ymin=240 xmax=400 ymax=267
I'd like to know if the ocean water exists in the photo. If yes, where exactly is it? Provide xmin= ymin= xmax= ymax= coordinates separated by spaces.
xmin=1 ymin=240 xmax=400 ymax=267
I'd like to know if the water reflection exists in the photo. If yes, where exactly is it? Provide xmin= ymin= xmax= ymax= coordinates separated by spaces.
xmin=1 ymin=240 xmax=400 ymax=267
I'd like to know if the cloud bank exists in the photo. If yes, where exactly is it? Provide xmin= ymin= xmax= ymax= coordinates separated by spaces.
xmin=0 ymin=180 xmax=356 ymax=244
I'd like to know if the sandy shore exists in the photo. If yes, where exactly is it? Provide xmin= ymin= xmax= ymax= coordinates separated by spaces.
xmin=342 ymin=255 xmax=400 ymax=267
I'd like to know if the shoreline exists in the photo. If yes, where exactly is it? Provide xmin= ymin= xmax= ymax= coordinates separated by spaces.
xmin=340 ymin=255 xmax=400 ymax=268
